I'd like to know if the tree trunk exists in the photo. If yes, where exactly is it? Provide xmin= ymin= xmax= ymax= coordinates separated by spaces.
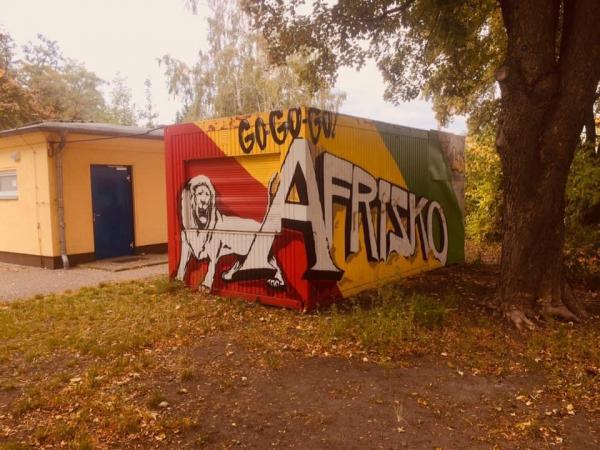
xmin=497 ymin=0 xmax=600 ymax=328
xmin=497 ymin=137 xmax=579 ymax=328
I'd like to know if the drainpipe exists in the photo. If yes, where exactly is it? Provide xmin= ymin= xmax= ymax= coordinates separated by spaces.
xmin=53 ymin=132 xmax=70 ymax=269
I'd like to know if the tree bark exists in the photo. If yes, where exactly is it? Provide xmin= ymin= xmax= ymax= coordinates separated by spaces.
xmin=496 ymin=0 xmax=600 ymax=328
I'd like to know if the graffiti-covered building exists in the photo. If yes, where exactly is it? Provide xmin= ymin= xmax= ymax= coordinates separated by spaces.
xmin=0 ymin=122 xmax=166 ymax=268
xmin=165 ymin=107 xmax=465 ymax=310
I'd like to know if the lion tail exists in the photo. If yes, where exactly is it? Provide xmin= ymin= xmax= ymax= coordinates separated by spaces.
xmin=267 ymin=172 xmax=280 ymax=207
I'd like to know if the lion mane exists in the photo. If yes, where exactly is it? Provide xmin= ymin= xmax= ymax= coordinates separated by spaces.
xmin=180 ymin=175 xmax=219 ymax=231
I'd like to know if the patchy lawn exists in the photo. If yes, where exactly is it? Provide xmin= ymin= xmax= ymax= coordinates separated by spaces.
xmin=0 ymin=263 xmax=598 ymax=449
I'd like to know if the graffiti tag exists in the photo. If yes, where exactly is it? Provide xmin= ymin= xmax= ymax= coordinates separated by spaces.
xmin=238 ymin=107 xmax=338 ymax=153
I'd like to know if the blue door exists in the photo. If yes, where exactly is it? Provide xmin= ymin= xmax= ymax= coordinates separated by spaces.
xmin=90 ymin=165 xmax=134 ymax=259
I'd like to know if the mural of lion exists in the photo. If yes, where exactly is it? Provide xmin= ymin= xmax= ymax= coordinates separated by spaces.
xmin=175 ymin=174 xmax=285 ymax=291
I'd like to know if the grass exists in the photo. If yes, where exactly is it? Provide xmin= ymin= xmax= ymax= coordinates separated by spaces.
xmin=146 ymin=390 xmax=167 ymax=410
xmin=0 ymin=278 xmax=219 ymax=448
xmin=321 ymin=288 xmax=447 ymax=352
xmin=0 ymin=268 xmax=598 ymax=448
xmin=179 ymin=366 xmax=196 ymax=382
xmin=0 ymin=281 xmax=189 ymax=363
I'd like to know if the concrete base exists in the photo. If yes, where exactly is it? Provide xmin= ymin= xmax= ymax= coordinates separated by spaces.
xmin=78 ymin=253 xmax=168 ymax=272
xmin=0 ymin=243 xmax=167 ymax=269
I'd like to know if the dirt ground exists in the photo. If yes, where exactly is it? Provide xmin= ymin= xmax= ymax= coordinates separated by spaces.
xmin=0 ymin=259 xmax=598 ymax=449
xmin=142 ymin=338 xmax=597 ymax=450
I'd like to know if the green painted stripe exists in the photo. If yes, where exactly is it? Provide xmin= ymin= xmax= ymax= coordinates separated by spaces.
xmin=373 ymin=122 xmax=464 ymax=264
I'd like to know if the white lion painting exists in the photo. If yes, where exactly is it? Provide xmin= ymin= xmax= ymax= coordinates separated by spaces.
xmin=175 ymin=173 xmax=285 ymax=290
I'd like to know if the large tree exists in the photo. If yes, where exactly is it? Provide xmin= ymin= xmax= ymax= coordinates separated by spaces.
xmin=17 ymin=34 xmax=108 ymax=122
xmin=104 ymin=73 xmax=138 ymax=126
xmin=162 ymin=0 xmax=345 ymax=122
xmin=139 ymin=78 xmax=159 ymax=127
xmin=240 ymin=0 xmax=600 ymax=328
xmin=1 ymin=31 xmax=149 ymax=128
xmin=0 ymin=30 xmax=47 ymax=128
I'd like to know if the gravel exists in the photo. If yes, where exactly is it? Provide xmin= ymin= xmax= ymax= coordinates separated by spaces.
xmin=0 ymin=261 xmax=168 ymax=301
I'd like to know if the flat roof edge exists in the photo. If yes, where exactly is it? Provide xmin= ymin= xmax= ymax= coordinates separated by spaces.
xmin=0 ymin=122 xmax=164 ymax=140
xmin=168 ymin=106 xmax=464 ymax=139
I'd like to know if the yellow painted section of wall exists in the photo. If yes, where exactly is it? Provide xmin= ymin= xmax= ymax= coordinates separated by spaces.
xmin=192 ymin=107 xmax=442 ymax=297
xmin=0 ymin=133 xmax=55 ymax=256
xmin=196 ymin=111 xmax=284 ymax=158
xmin=60 ymin=135 xmax=166 ymax=256
xmin=311 ymin=114 xmax=441 ymax=295
xmin=196 ymin=110 xmax=296 ymax=188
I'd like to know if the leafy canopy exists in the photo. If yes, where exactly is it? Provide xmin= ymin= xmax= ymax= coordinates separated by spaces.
xmin=17 ymin=34 xmax=107 ymax=122
xmin=1 ymin=30 xmax=155 ymax=129
xmin=0 ymin=30 xmax=48 ymax=128
xmin=161 ymin=0 xmax=345 ymax=122
xmin=241 ymin=0 xmax=503 ymax=127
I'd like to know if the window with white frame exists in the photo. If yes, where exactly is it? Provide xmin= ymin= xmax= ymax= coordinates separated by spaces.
xmin=0 ymin=170 xmax=18 ymax=200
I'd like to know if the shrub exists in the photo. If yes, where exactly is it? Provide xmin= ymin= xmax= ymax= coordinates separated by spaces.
xmin=465 ymin=131 xmax=599 ymax=283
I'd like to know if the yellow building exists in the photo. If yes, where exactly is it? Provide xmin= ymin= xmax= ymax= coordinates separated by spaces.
xmin=0 ymin=122 xmax=166 ymax=268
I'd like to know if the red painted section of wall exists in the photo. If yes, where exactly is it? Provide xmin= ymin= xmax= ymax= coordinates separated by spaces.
xmin=165 ymin=123 xmax=342 ymax=310
xmin=186 ymin=158 xmax=267 ymax=222
xmin=165 ymin=123 xmax=220 ymax=281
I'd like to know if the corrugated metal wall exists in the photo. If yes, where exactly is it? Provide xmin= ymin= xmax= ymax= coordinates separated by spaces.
xmin=165 ymin=108 xmax=464 ymax=310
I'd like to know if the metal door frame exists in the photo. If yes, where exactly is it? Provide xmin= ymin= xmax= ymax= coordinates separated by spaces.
xmin=90 ymin=164 xmax=135 ymax=259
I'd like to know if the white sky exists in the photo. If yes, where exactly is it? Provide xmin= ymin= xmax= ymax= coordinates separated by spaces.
xmin=0 ymin=0 xmax=466 ymax=134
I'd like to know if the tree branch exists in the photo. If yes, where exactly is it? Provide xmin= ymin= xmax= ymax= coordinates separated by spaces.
xmin=549 ymin=0 xmax=600 ymax=156
xmin=558 ymin=0 xmax=600 ymax=101
xmin=379 ymin=1 xmax=416 ymax=19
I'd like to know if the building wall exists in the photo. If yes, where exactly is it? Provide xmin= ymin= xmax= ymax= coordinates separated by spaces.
xmin=166 ymin=107 xmax=465 ymax=310
xmin=58 ymin=135 xmax=166 ymax=258
xmin=0 ymin=133 xmax=55 ymax=264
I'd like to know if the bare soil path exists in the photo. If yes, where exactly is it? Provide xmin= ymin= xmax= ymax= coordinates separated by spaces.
xmin=150 ymin=338 xmax=597 ymax=449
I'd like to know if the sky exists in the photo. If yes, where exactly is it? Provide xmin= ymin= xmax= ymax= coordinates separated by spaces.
xmin=0 ymin=0 xmax=466 ymax=134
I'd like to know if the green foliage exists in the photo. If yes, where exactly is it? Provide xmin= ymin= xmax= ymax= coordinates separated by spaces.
xmin=465 ymin=132 xmax=503 ymax=243
xmin=241 ymin=0 xmax=503 ymax=126
xmin=104 ymin=73 xmax=137 ymax=126
xmin=566 ymin=148 xmax=600 ymax=246
xmin=17 ymin=34 xmax=107 ymax=122
xmin=465 ymin=128 xmax=600 ymax=280
xmin=1 ymin=30 xmax=150 ymax=129
xmin=564 ymin=147 xmax=600 ymax=281
xmin=139 ymin=78 xmax=159 ymax=127
xmin=0 ymin=28 xmax=12 ymax=69
xmin=162 ymin=0 xmax=345 ymax=122
xmin=0 ymin=30 xmax=47 ymax=128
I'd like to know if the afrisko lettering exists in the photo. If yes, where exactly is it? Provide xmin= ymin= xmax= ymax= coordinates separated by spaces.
xmin=238 ymin=107 xmax=338 ymax=153
xmin=176 ymin=138 xmax=448 ymax=290
xmin=318 ymin=153 xmax=448 ymax=265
